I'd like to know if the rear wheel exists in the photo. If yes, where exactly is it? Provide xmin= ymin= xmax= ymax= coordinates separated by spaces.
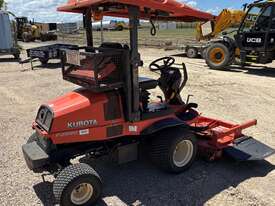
xmin=53 ymin=163 xmax=102 ymax=206
xmin=205 ymin=42 xmax=231 ymax=70
xmin=186 ymin=47 xmax=199 ymax=58
xmin=150 ymin=128 xmax=197 ymax=173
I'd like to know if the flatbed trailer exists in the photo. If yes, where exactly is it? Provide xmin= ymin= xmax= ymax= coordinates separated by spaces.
xmin=26 ymin=43 xmax=78 ymax=69
xmin=184 ymin=43 xmax=207 ymax=58
xmin=165 ymin=42 xmax=208 ymax=59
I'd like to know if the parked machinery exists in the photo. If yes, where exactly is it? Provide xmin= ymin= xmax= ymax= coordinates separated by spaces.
xmin=196 ymin=9 xmax=246 ymax=41
xmin=92 ymin=20 xmax=127 ymax=31
xmin=16 ymin=16 xmax=57 ymax=42
xmin=185 ymin=9 xmax=245 ymax=58
xmin=205 ymin=0 xmax=275 ymax=69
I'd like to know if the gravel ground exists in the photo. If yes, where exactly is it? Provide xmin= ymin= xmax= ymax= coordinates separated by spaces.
xmin=0 ymin=42 xmax=274 ymax=206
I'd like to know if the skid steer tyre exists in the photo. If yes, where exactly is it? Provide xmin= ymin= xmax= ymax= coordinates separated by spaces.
xmin=150 ymin=128 xmax=197 ymax=173
xmin=205 ymin=42 xmax=231 ymax=70
xmin=53 ymin=163 xmax=102 ymax=206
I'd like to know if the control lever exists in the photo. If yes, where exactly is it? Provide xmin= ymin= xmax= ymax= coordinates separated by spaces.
xmin=186 ymin=94 xmax=193 ymax=104
xmin=179 ymin=63 xmax=188 ymax=93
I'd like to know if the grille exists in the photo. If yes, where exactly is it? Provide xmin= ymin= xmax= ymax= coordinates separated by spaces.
xmin=36 ymin=106 xmax=53 ymax=132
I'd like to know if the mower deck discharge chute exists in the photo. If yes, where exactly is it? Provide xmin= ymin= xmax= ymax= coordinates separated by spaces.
xmin=22 ymin=1 xmax=274 ymax=205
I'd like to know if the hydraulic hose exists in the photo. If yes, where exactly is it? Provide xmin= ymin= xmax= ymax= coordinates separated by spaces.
xmin=150 ymin=19 xmax=157 ymax=36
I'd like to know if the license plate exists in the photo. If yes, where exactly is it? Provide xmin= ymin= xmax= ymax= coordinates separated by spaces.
xmin=66 ymin=50 xmax=80 ymax=65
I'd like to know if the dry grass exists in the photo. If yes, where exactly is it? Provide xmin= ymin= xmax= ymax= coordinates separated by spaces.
xmin=58 ymin=28 xmax=197 ymax=47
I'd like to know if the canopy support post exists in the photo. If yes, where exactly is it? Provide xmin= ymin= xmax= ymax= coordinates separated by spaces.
xmin=128 ymin=6 xmax=141 ymax=122
xmin=84 ymin=7 xmax=93 ymax=47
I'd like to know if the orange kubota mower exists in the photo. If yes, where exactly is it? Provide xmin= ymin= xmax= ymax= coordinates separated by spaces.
xmin=22 ymin=1 xmax=274 ymax=205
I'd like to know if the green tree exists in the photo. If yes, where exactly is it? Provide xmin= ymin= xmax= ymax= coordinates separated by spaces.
xmin=0 ymin=0 xmax=4 ymax=9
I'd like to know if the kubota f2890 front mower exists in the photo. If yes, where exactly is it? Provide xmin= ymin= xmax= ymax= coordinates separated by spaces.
xmin=22 ymin=1 xmax=275 ymax=205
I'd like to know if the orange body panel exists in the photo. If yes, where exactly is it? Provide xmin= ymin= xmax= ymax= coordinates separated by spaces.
xmin=35 ymin=88 xmax=179 ymax=144
xmin=33 ymin=88 xmax=257 ymax=155
xmin=57 ymin=0 xmax=214 ymax=22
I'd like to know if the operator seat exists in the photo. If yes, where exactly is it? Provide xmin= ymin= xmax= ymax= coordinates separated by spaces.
xmin=139 ymin=77 xmax=158 ymax=90
xmin=100 ymin=42 xmax=158 ymax=90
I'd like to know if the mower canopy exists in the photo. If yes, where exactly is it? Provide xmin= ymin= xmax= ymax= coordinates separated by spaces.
xmin=57 ymin=0 xmax=214 ymax=22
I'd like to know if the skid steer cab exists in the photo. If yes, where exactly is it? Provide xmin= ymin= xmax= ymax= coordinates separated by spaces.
xmin=205 ymin=0 xmax=275 ymax=69
xmin=22 ymin=1 xmax=275 ymax=205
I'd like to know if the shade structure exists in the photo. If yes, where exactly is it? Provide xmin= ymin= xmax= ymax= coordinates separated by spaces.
xmin=57 ymin=0 xmax=214 ymax=22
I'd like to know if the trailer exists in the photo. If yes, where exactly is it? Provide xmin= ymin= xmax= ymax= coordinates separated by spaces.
xmin=25 ymin=43 xmax=78 ymax=69
xmin=165 ymin=41 xmax=208 ymax=59
xmin=184 ymin=42 xmax=207 ymax=58
xmin=0 ymin=11 xmax=20 ymax=60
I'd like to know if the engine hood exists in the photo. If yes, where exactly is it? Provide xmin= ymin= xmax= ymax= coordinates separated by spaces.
xmin=47 ymin=88 xmax=104 ymax=118
xmin=44 ymin=88 xmax=114 ymax=133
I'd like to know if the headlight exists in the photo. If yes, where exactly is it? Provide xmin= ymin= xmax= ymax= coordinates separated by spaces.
xmin=36 ymin=106 xmax=54 ymax=132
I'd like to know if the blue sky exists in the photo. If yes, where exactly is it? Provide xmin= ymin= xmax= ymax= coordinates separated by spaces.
xmin=5 ymin=0 xmax=255 ymax=23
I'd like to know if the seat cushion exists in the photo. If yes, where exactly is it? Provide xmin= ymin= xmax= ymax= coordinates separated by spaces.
xmin=139 ymin=77 xmax=158 ymax=90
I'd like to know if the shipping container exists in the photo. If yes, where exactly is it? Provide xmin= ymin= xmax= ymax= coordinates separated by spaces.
xmin=0 ymin=10 xmax=13 ymax=50
xmin=0 ymin=10 xmax=20 ymax=59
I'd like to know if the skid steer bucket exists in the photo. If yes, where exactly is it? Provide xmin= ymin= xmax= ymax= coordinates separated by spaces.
xmin=224 ymin=136 xmax=275 ymax=161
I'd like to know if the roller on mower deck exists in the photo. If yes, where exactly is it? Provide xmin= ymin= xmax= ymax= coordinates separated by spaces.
xmin=22 ymin=1 xmax=275 ymax=206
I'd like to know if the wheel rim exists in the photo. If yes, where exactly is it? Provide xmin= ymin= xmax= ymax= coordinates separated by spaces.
xmin=173 ymin=140 xmax=194 ymax=167
xmin=70 ymin=183 xmax=94 ymax=205
xmin=188 ymin=49 xmax=195 ymax=56
xmin=209 ymin=48 xmax=225 ymax=64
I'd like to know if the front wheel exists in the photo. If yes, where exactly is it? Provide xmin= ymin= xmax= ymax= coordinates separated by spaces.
xmin=53 ymin=163 xmax=102 ymax=206
xmin=205 ymin=42 xmax=231 ymax=70
xmin=150 ymin=128 xmax=197 ymax=173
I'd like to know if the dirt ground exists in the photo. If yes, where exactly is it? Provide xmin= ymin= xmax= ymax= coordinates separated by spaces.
xmin=0 ymin=41 xmax=275 ymax=206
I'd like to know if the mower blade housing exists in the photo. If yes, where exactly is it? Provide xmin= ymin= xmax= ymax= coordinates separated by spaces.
xmin=224 ymin=136 xmax=275 ymax=161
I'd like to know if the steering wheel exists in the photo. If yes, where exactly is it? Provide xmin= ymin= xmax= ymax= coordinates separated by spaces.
xmin=149 ymin=57 xmax=175 ymax=71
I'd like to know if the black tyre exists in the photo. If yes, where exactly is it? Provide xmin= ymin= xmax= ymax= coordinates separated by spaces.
xmin=205 ymin=42 xmax=231 ymax=70
xmin=186 ymin=47 xmax=198 ymax=58
xmin=201 ymin=47 xmax=208 ymax=59
xmin=39 ymin=58 xmax=49 ymax=65
xmin=22 ymin=32 xmax=32 ymax=42
xmin=116 ymin=25 xmax=124 ymax=31
xmin=150 ymin=127 xmax=197 ymax=173
xmin=53 ymin=163 xmax=102 ymax=206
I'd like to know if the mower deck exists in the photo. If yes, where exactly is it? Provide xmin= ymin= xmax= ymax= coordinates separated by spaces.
xmin=180 ymin=115 xmax=274 ymax=161
xmin=224 ymin=136 xmax=275 ymax=161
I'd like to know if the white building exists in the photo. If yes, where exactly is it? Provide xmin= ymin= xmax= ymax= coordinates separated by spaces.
xmin=158 ymin=22 xmax=177 ymax=30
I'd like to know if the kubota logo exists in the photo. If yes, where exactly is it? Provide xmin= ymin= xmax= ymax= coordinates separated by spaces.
xmin=247 ymin=38 xmax=262 ymax=43
xmin=68 ymin=120 xmax=98 ymax=128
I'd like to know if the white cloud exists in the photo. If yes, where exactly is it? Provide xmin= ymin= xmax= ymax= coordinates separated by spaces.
xmin=206 ymin=7 xmax=221 ymax=15
xmin=5 ymin=0 xmax=219 ymax=22
xmin=178 ymin=0 xmax=198 ymax=8
xmin=6 ymin=0 xmax=82 ymax=23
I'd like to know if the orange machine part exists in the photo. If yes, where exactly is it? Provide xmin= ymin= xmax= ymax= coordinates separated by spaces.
xmin=57 ymin=0 xmax=214 ymax=22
